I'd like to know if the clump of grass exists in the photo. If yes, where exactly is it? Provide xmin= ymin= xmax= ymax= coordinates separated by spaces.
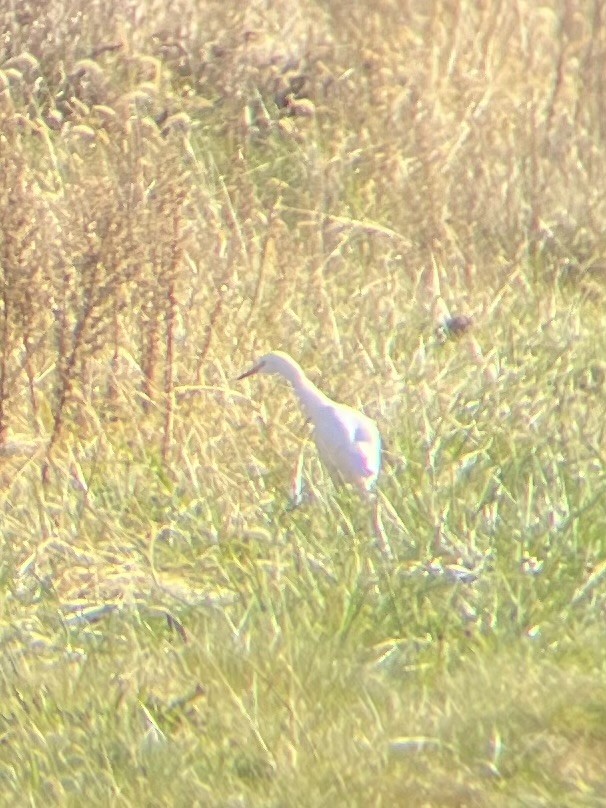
xmin=0 ymin=0 xmax=604 ymax=805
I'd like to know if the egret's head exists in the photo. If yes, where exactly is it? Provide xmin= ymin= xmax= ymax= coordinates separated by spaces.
xmin=236 ymin=351 xmax=302 ymax=383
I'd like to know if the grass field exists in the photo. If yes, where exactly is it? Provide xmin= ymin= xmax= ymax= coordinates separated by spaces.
xmin=0 ymin=0 xmax=605 ymax=805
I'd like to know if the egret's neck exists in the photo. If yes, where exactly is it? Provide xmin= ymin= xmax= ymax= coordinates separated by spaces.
xmin=288 ymin=371 xmax=331 ymax=419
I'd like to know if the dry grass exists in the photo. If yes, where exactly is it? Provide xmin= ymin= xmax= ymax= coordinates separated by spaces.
xmin=0 ymin=0 xmax=604 ymax=804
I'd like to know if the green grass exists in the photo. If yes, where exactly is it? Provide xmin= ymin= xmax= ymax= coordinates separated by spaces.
xmin=0 ymin=0 xmax=605 ymax=804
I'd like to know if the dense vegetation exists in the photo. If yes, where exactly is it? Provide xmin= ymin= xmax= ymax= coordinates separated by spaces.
xmin=0 ymin=1 xmax=605 ymax=804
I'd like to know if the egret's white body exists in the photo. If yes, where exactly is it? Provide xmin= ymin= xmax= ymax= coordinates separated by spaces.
xmin=237 ymin=351 xmax=381 ymax=493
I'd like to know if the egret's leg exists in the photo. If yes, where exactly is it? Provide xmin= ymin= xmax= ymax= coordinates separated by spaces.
xmin=368 ymin=491 xmax=393 ymax=559
xmin=289 ymin=445 xmax=306 ymax=507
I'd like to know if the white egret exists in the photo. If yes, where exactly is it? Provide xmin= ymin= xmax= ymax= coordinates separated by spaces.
xmin=237 ymin=351 xmax=381 ymax=494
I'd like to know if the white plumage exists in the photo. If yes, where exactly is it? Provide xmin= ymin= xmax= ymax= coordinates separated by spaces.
xmin=237 ymin=351 xmax=381 ymax=494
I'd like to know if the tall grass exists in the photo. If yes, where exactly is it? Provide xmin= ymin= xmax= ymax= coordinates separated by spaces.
xmin=0 ymin=0 xmax=604 ymax=804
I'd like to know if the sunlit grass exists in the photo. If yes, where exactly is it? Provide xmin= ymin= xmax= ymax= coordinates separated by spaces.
xmin=0 ymin=0 xmax=604 ymax=804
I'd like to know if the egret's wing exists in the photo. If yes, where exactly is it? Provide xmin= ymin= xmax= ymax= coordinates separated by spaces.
xmin=312 ymin=404 xmax=381 ymax=489
xmin=353 ymin=423 xmax=382 ymax=485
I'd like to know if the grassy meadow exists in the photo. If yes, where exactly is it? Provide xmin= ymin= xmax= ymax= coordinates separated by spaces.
xmin=0 ymin=0 xmax=606 ymax=804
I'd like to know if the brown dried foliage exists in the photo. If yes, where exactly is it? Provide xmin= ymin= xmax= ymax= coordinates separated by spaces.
xmin=0 ymin=0 xmax=603 ymax=479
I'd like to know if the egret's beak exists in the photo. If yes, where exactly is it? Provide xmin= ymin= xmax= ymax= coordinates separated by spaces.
xmin=236 ymin=361 xmax=262 ymax=381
